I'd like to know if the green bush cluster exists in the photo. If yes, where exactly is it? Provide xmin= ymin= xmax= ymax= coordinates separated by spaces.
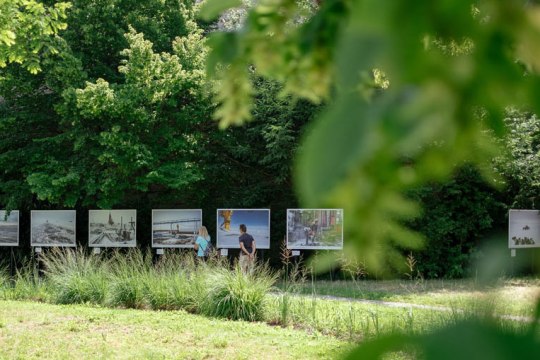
xmin=408 ymin=165 xmax=506 ymax=279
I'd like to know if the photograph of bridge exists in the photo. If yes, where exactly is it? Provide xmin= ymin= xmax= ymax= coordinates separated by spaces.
xmin=152 ymin=209 xmax=202 ymax=248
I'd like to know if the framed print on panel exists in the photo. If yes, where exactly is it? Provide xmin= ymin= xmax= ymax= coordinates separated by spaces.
xmin=31 ymin=210 xmax=76 ymax=247
xmin=0 ymin=210 xmax=19 ymax=246
xmin=509 ymin=209 xmax=540 ymax=248
xmin=88 ymin=210 xmax=136 ymax=247
xmin=286 ymin=209 xmax=343 ymax=250
xmin=152 ymin=209 xmax=202 ymax=248
xmin=216 ymin=209 xmax=270 ymax=249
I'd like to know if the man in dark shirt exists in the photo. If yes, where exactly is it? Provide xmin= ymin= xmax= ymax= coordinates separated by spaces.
xmin=239 ymin=224 xmax=256 ymax=273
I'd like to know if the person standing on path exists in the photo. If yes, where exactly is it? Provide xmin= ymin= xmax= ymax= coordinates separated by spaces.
xmin=310 ymin=219 xmax=319 ymax=244
xmin=238 ymin=224 xmax=256 ymax=272
xmin=194 ymin=226 xmax=211 ymax=261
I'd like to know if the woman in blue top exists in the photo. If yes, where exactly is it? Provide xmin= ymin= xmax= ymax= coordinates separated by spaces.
xmin=194 ymin=226 xmax=211 ymax=260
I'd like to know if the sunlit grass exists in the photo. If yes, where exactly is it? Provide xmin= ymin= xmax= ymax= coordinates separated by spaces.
xmin=0 ymin=300 xmax=350 ymax=359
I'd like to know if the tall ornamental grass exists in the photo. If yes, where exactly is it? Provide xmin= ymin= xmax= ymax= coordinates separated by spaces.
xmin=0 ymin=266 xmax=9 ymax=298
xmin=41 ymin=248 xmax=108 ymax=305
xmin=9 ymin=261 xmax=50 ymax=302
xmin=143 ymin=254 xmax=207 ymax=311
xmin=201 ymin=264 xmax=277 ymax=321
xmin=107 ymin=249 xmax=151 ymax=309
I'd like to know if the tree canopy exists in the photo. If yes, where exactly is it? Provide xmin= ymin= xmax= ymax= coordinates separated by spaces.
xmin=0 ymin=0 xmax=71 ymax=74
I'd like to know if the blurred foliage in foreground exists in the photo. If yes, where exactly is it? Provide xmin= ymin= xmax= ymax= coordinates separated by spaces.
xmin=203 ymin=0 xmax=540 ymax=273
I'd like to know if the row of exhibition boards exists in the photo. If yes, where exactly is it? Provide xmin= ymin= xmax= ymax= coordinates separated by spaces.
xmin=0 ymin=209 xmax=344 ymax=250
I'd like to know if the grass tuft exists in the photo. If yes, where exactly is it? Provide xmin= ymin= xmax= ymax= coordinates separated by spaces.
xmin=41 ymin=248 xmax=108 ymax=305
xmin=202 ymin=263 xmax=277 ymax=321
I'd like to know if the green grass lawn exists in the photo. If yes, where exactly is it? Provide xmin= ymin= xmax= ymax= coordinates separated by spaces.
xmin=0 ymin=300 xmax=350 ymax=360
xmin=277 ymin=278 xmax=540 ymax=318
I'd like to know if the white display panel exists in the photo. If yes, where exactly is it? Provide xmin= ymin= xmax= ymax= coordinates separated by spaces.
xmin=31 ymin=210 xmax=76 ymax=247
xmin=286 ymin=209 xmax=343 ymax=250
xmin=509 ymin=209 xmax=540 ymax=248
xmin=152 ymin=209 xmax=202 ymax=248
xmin=0 ymin=210 xmax=19 ymax=246
xmin=216 ymin=209 xmax=270 ymax=249
xmin=89 ymin=210 xmax=136 ymax=248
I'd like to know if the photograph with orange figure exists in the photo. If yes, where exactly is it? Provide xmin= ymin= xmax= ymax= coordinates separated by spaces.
xmin=216 ymin=209 xmax=270 ymax=249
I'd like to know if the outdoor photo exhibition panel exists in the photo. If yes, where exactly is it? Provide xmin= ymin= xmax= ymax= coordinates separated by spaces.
xmin=31 ymin=210 xmax=76 ymax=247
xmin=152 ymin=209 xmax=202 ymax=248
xmin=89 ymin=210 xmax=137 ymax=248
xmin=0 ymin=210 xmax=19 ymax=246
xmin=508 ymin=209 xmax=540 ymax=248
xmin=216 ymin=209 xmax=271 ymax=249
xmin=287 ymin=209 xmax=344 ymax=250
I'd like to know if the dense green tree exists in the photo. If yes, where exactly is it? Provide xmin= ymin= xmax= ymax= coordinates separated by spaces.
xmin=494 ymin=110 xmax=540 ymax=208
xmin=0 ymin=1 xmax=210 ymax=212
xmin=62 ymin=0 xmax=200 ymax=81
xmin=0 ymin=0 xmax=71 ymax=74
xmin=409 ymin=166 xmax=506 ymax=278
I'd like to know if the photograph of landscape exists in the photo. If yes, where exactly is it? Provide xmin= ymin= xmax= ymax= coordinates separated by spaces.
xmin=508 ymin=209 xmax=540 ymax=248
xmin=152 ymin=209 xmax=202 ymax=248
xmin=31 ymin=210 xmax=76 ymax=247
xmin=89 ymin=210 xmax=137 ymax=247
xmin=216 ymin=209 xmax=270 ymax=249
xmin=287 ymin=209 xmax=343 ymax=250
xmin=0 ymin=210 xmax=19 ymax=246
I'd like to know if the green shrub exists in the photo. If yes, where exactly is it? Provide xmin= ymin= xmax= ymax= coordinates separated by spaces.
xmin=141 ymin=253 xmax=205 ymax=311
xmin=201 ymin=264 xmax=277 ymax=321
xmin=408 ymin=165 xmax=505 ymax=278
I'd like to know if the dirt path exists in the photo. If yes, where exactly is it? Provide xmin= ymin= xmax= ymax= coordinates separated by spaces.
xmin=281 ymin=293 xmax=537 ymax=323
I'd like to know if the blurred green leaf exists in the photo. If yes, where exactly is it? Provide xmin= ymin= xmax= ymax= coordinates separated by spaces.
xmin=295 ymin=93 xmax=376 ymax=206
xmin=198 ymin=0 xmax=242 ymax=22
xmin=346 ymin=319 xmax=540 ymax=360
xmin=206 ymin=32 xmax=240 ymax=76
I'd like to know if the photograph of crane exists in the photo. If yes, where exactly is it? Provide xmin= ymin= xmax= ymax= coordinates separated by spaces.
xmin=89 ymin=210 xmax=137 ymax=247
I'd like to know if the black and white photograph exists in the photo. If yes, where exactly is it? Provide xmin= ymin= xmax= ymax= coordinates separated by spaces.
xmin=287 ymin=209 xmax=343 ymax=250
xmin=509 ymin=209 xmax=540 ymax=248
xmin=0 ymin=210 xmax=19 ymax=246
xmin=152 ymin=209 xmax=202 ymax=248
xmin=31 ymin=210 xmax=76 ymax=247
xmin=216 ymin=209 xmax=270 ymax=249
xmin=89 ymin=210 xmax=137 ymax=247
